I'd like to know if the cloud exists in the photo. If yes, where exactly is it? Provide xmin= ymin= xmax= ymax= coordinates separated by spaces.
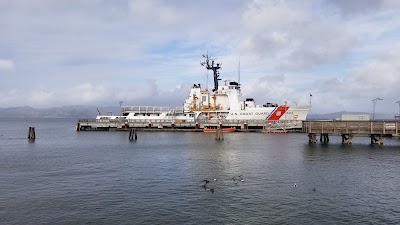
xmin=0 ymin=59 xmax=15 ymax=73
xmin=128 ymin=0 xmax=185 ymax=28
xmin=0 ymin=0 xmax=400 ymax=115
xmin=325 ymin=0 xmax=400 ymax=17
xmin=325 ymin=0 xmax=383 ymax=16
xmin=0 ymin=80 xmax=192 ymax=108
xmin=307 ymin=44 xmax=400 ymax=113
xmin=239 ymin=0 xmax=357 ymax=71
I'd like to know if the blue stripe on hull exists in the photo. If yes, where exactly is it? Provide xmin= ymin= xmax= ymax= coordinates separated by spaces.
xmin=265 ymin=107 xmax=277 ymax=120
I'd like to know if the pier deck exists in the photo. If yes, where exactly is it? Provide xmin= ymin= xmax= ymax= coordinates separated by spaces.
xmin=76 ymin=119 xmax=302 ymax=131
xmin=303 ymin=120 xmax=400 ymax=144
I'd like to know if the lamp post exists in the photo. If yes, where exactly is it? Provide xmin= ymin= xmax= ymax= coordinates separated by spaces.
xmin=396 ymin=101 xmax=400 ymax=116
xmin=119 ymin=101 xmax=123 ymax=115
xmin=372 ymin=98 xmax=383 ymax=120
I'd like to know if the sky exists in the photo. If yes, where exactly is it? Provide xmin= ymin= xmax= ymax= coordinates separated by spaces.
xmin=1 ymin=0 xmax=400 ymax=114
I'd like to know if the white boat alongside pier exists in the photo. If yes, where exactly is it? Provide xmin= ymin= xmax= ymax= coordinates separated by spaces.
xmin=82 ymin=54 xmax=311 ymax=131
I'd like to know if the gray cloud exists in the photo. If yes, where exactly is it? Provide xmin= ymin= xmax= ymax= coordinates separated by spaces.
xmin=240 ymin=0 xmax=358 ymax=71
xmin=0 ymin=59 xmax=14 ymax=73
xmin=325 ymin=0 xmax=383 ymax=16
xmin=0 ymin=0 xmax=400 ymax=114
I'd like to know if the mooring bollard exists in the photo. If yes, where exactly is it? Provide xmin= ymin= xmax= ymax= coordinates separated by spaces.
xmin=129 ymin=128 xmax=137 ymax=141
xmin=28 ymin=127 xmax=36 ymax=140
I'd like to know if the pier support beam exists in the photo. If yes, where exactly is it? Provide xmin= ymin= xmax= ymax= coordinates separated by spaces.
xmin=129 ymin=128 xmax=137 ymax=141
xmin=76 ymin=123 xmax=80 ymax=131
xmin=215 ymin=127 xmax=224 ymax=140
xmin=308 ymin=133 xmax=317 ymax=143
xmin=370 ymin=134 xmax=384 ymax=145
xmin=28 ymin=127 xmax=36 ymax=140
xmin=341 ymin=134 xmax=353 ymax=144
xmin=215 ymin=123 xmax=224 ymax=140
xmin=320 ymin=133 xmax=329 ymax=143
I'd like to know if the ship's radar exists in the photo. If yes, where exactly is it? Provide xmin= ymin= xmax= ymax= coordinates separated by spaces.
xmin=201 ymin=53 xmax=222 ymax=92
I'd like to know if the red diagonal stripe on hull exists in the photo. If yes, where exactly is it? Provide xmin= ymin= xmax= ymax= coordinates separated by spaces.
xmin=267 ymin=106 xmax=290 ymax=120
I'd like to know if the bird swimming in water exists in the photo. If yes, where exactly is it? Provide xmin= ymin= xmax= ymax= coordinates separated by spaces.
xmin=241 ymin=179 xmax=244 ymax=182
xmin=213 ymin=178 xmax=217 ymax=181
xmin=203 ymin=179 xmax=210 ymax=184
xmin=312 ymin=188 xmax=316 ymax=192
xmin=294 ymin=183 xmax=297 ymax=187
xmin=210 ymin=188 xmax=214 ymax=193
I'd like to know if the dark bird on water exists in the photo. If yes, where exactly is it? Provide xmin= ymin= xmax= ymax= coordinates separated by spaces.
xmin=203 ymin=179 xmax=210 ymax=183
xmin=210 ymin=188 xmax=214 ymax=193
xmin=312 ymin=188 xmax=316 ymax=192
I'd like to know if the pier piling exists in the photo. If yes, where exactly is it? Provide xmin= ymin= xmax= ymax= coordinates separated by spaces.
xmin=308 ymin=133 xmax=317 ymax=143
xmin=129 ymin=128 xmax=137 ymax=141
xmin=215 ymin=124 xmax=224 ymax=140
xmin=341 ymin=134 xmax=353 ymax=144
xmin=28 ymin=127 xmax=35 ymax=140
xmin=370 ymin=134 xmax=384 ymax=145
xmin=320 ymin=133 xmax=329 ymax=143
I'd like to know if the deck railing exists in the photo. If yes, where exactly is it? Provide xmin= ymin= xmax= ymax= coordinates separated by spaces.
xmin=302 ymin=120 xmax=400 ymax=135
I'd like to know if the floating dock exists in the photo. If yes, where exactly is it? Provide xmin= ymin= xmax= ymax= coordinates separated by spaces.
xmin=303 ymin=120 xmax=400 ymax=144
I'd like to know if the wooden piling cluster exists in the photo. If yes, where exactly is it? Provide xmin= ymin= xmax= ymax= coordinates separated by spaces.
xmin=129 ymin=128 xmax=137 ymax=141
xmin=341 ymin=134 xmax=353 ymax=144
xmin=28 ymin=127 xmax=35 ymax=140
xmin=320 ymin=133 xmax=329 ymax=143
xmin=215 ymin=124 xmax=224 ymax=140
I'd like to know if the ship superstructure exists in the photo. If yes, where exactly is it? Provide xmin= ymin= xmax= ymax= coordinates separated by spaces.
xmin=96 ymin=54 xmax=310 ymax=123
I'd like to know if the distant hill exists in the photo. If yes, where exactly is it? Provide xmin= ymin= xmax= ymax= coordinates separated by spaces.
xmin=0 ymin=106 xmax=120 ymax=118
xmin=0 ymin=106 xmax=397 ymax=119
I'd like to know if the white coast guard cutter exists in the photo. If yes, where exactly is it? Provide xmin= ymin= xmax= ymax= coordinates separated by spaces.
xmin=97 ymin=54 xmax=311 ymax=123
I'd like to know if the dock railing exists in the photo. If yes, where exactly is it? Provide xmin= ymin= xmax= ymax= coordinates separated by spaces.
xmin=302 ymin=120 xmax=399 ymax=135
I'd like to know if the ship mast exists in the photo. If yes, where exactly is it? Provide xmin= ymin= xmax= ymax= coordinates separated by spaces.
xmin=200 ymin=53 xmax=221 ymax=92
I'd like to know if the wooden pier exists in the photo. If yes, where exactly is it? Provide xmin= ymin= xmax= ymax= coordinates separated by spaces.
xmin=303 ymin=120 xmax=400 ymax=145
xmin=76 ymin=119 xmax=303 ymax=132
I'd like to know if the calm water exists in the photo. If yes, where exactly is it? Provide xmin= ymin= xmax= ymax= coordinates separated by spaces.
xmin=0 ymin=118 xmax=400 ymax=224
